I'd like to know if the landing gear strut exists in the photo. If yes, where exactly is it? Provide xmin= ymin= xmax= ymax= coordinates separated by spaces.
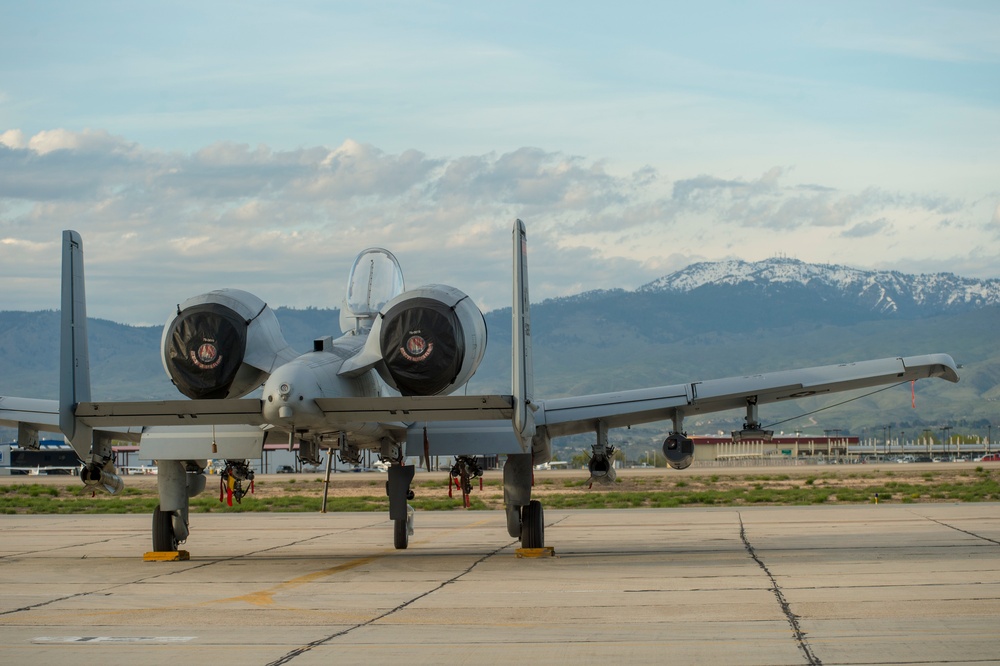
xmin=504 ymin=453 xmax=544 ymax=548
xmin=151 ymin=460 xmax=206 ymax=552
xmin=386 ymin=464 xmax=415 ymax=549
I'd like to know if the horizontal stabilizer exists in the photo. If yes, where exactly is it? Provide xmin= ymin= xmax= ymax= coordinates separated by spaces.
xmin=140 ymin=425 xmax=267 ymax=461
xmin=71 ymin=395 xmax=515 ymax=429
xmin=407 ymin=420 xmax=524 ymax=456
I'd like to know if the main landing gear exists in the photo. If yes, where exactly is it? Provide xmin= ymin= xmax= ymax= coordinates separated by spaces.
xmin=150 ymin=459 xmax=207 ymax=553
xmin=385 ymin=454 xmax=545 ymax=551
xmin=519 ymin=499 xmax=544 ymax=548
xmin=393 ymin=504 xmax=415 ymax=550
xmin=504 ymin=453 xmax=544 ymax=549
xmin=386 ymin=464 xmax=416 ymax=549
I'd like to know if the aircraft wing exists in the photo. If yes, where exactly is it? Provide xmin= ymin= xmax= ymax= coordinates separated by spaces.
xmin=53 ymin=395 xmax=512 ymax=430
xmin=3 ymin=354 xmax=957 ymax=445
xmin=536 ymin=353 xmax=959 ymax=438
xmin=0 ymin=397 xmax=62 ymax=433
xmin=0 ymin=396 xmax=144 ymax=444
xmin=5 ymin=354 xmax=955 ymax=437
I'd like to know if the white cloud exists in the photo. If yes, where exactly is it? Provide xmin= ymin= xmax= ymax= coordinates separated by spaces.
xmin=1 ymin=129 xmax=996 ymax=324
xmin=27 ymin=128 xmax=134 ymax=155
xmin=0 ymin=129 xmax=26 ymax=149
xmin=840 ymin=218 xmax=892 ymax=239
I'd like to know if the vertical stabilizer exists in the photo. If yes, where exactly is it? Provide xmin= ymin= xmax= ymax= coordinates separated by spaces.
xmin=512 ymin=219 xmax=535 ymax=448
xmin=59 ymin=230 xmax=93 ymax=457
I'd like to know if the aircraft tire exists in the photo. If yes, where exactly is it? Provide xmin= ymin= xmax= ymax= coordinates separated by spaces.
xmin=393 ymin=518 xmax=409 ymax=549
xmin=152 ymin=505 xmax=178 ymax=552
xmin=520 ymin=500 xmax=544 ymax=548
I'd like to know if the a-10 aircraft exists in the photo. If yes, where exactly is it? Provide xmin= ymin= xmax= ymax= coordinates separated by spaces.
xmin=0 ymin=221 xmax=959 ymax=553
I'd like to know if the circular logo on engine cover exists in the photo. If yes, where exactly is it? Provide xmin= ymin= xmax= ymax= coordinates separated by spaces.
xmin=400 ymin=334 xmax=433 ymax=362
xmin=191 ymin=342 xmax=223 ymax=370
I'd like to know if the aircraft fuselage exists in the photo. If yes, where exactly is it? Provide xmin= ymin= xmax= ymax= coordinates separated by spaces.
xmin=261 ymin=333 xmax=396 ymax=441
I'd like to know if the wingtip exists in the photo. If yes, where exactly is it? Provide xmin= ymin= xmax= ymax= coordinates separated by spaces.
xmin=942 ymin=355 xmax=960 ymax=383
xmin=903 ymin=353 xmax=960 ymax=383
xmin=932 ymin=353 xmax=960 ymax=383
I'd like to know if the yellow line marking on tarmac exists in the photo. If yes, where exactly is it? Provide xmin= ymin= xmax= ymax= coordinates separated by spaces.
xmin=209 ymin=555 xmax=384 ymax=607
xmin=206 ymin=515 xmax=500 ymax=607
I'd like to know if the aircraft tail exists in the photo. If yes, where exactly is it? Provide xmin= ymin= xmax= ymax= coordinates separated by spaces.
xmin=512 ymin=219 xmax=535 ymax=448
xmin=59 ymin=230 xmax=93 ymax=457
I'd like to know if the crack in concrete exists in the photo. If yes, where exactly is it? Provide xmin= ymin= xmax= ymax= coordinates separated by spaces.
xmin=738 ymin=512 xmax=822 ymax=666
xmin=264 ymin=539 xmax=518 ymax=666
xmin=918 ymin=514 xmax=1000 ymax=546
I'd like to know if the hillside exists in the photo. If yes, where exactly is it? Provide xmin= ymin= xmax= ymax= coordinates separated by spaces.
xmin=2 ymin=258 xmax=996 ymax=440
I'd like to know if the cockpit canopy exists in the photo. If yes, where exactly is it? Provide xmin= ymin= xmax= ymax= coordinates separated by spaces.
xmin=341 ymin=248 xmax=405 ymax=332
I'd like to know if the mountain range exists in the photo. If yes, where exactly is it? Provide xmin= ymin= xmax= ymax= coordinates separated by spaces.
xmin=2 ymin=258 xmax=997 ymax=445
xmin=641 ymin=257 xmax=1000 ymax=315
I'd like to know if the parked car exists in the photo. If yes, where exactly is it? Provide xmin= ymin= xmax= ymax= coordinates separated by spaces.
xmin=979 ymin=453 xmax=1000 ymax=462
xmin=276 ymin=465 xmax=295 ymax=473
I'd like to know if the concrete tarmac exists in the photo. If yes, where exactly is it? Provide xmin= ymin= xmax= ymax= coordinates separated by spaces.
xmin=1 ymin=504 xmax=998 ymax=665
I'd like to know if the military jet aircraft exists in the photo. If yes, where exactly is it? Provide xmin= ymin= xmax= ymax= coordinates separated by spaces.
xmin=0 ymin=221 xmax=959 ymax=553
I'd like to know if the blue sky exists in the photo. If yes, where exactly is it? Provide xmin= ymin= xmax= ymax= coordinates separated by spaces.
xmin=1 ymin=1 xmax=998 ymax=324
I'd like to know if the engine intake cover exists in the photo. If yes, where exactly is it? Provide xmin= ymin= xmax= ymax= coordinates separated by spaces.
xmin=377 ymin=285 xmax=486 ymax=396
xmin=162 ymin=289 xmax=292 ymax=400
xmin=164 ymin=304 xmax=248 ymax=399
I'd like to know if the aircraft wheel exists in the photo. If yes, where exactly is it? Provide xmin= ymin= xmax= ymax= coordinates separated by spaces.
xmin=520 ymin=500 xmax=544 ymax=549
xmin=152 ymin=505 xmax=178 ymax=552
xmin=393 ymin=518 xmax=409 ymax=550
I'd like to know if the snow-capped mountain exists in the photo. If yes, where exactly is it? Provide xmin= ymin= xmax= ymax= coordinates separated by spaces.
xmin=638 ymin=257 xmax=1000 ymax=315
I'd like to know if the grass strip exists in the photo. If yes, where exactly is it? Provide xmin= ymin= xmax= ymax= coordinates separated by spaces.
xmin=3 ymin=471 xmax=999 ymax=514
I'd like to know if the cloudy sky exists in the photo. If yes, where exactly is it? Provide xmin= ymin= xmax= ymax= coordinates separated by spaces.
xmin=2 ymin=1 xmax=998 ymax=325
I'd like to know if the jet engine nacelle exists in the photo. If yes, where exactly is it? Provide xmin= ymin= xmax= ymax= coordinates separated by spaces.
xmin=162 ymin=289 xmax=293 ymax=399
xmin=663 ymin=433 xmax=694 ymax=470
xmin=375 ymin=285 xmax=487 ymax=396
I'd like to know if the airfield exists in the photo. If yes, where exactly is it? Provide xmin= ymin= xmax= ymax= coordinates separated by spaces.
xmin=2 ymin=500 xmax=999 ymax=665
